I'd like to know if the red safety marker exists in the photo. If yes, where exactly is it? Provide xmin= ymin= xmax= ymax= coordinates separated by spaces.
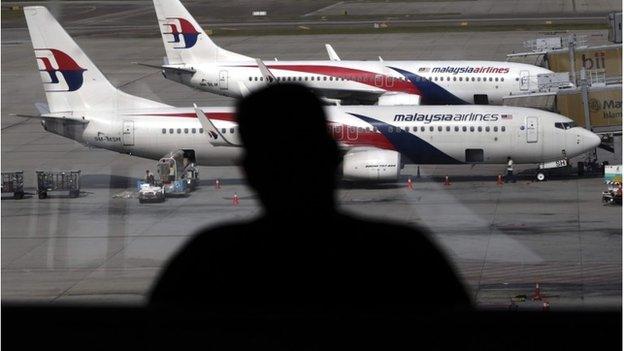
xmin=497 ymin=174 xmax=503 ymax=185
xmin=232 ymin=192 xmax=239 ymax=206
xmin=407 ymin=177 xmax=413 ymax=190
xmin=542 ymin=301 xmax=550 ymax=311
xmin=444 ymin=175 xmax=450 ymax=186
xmin=532 ymin=283 xmax=542 ymax=301
xmin=215 ymin=179 xmax=221 ymax=189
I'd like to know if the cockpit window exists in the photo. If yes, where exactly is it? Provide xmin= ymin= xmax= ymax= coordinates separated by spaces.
xmin=555 ymin=122 xmax=577 ymax=130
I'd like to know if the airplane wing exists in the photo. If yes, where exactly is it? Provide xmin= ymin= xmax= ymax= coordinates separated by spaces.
xmin=11 ymin=104 xmax=89 ymax=123
xmin=35 ymin=102 xmax=50 ymax=115
xmin=377 ymin=92 xmax=421 ymax=106
xmin=193 ymin=104 xmax=241 ymax=147
xmin=237 ymin=81 xmax=251 ymax=96
xmin=320 ymin=97 xmax=342 ymax=106
xmin=325 ymin=44 xmax=341 ymax=61
xmin=336 ymin=144 xmax=379 ymax=152
xmin=11 ymin=114 xmax=89 ymax=124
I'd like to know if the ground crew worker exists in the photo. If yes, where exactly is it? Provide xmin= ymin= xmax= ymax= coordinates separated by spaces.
xmin=407 ymin=177 xmax=413 ymax=190
xmin=215 ymin=179 xmax=221 ymax=189
xmin=170 ymin=165 xmax=175 ymax=181
xmin=146 ymin=170 xmax=155 ymax=185
xmin=505 ymin=157 xmax=515 ymax=183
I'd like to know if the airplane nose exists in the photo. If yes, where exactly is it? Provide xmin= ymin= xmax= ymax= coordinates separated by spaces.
xmin=583 ymin=130 xmax=601 ymax=150
xmin=566 ymin=128 xmax=601 ymax=157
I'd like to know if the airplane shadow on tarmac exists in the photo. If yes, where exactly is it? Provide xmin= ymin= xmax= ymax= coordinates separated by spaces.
xmin=80 ymin=174 xmax=142 ymax=189
xmin=396 ymin=170 xmax=604 ymax=184
xmin=81 ymin=175 xmax=249 ymax=189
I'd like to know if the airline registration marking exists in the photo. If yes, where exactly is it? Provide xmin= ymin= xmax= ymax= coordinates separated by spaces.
xmin=94 ymin=136 xmax=121 ymax=143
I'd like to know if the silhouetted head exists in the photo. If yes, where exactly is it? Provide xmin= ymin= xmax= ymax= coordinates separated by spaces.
xmin=237 ymin=84 xmax=341 ymax=217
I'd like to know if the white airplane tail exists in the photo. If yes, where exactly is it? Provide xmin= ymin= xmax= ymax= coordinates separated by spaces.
xmin=152 ymin=0 xmax=251 ymax=65
xmin=24 ymin=6 xmax=168 ymax=113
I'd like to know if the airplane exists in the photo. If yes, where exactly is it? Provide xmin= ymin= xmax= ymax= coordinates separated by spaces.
xmin=147 ymin=0 xmax=555 ymax=106
xmin=22 ymin=6 xmax=600 ymax=183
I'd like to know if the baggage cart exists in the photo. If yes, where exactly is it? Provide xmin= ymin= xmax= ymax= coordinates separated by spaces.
xmin=1 ymin=171 xmax=25 ymax=199
xmin=36 ymin=170 xmax=81 ymax=199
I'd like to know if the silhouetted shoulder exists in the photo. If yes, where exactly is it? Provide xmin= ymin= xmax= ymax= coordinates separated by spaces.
xmin=149 ymin=220 xmax=257 ymax=305
xmin=150 ymin=214 xmax=471 ymax=311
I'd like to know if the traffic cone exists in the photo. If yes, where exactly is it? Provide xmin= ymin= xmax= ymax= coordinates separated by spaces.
xmin=444 ymin=175 xmax=450 ymax=186
xmin=497 ymin=174 xmax=503 ymax=185
xmin=215 ymin=179 xmax=221 ymax=189
xmin=532 ymin=283 xmax=542 ymax=301
xmin=407 ymin=177 xmax=413 ymax=190
xmin=232 ymin=192 xmax=239 ymax=206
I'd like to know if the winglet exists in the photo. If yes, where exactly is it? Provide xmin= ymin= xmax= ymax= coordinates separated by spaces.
xmin=193 ymin=103 xmax=240 ymax=146
xmin=256 ymin=58 xmax=276 ymax=83
xmin=325 ymin=44 xmax=341 ymax=61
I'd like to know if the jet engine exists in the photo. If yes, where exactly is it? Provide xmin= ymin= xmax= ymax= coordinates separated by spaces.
xmin=342 ymin=148 xmax=401 ymax=181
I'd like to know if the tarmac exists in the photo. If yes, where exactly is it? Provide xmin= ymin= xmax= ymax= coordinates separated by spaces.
xmin=1 ymin=11 xmax=621 ymax=308
xmin=2 ymin=0 xmax=620 ymax=36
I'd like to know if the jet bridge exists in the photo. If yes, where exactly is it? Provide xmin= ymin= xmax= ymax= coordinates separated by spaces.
xmin=504 ymin=31 xmax=622 ymax=138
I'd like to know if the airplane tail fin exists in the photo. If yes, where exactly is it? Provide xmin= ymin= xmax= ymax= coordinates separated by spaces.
xmin=24 ymin=6 xmax=168 ymax=113
xmin=152 ymin=0 xmax=251 ymax=65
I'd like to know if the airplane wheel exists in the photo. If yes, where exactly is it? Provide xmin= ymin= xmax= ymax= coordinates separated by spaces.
xmin=536 ymin=172 xmax=546 ymax=182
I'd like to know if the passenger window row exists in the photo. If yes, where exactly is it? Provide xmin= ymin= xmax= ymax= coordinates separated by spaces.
xmin=162 ymin=128 xmax=204 ymax=134
xmin=247 ymin=75 xmax=509 ymax=83
xmin=389 ymin=125 xmax=506 ymax=133
xmin=248 ymin=76 xmax=407 ymax=83
xmin=160 ymin=127 xmax=238 ymax=135
xmin=330 ymin=126 xmax=375 ymax=133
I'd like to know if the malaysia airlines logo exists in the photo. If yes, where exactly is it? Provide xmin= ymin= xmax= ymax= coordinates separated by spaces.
xmin=35 ymin=49 xmax=86 ymax=92
xmin=163 ymin=18 xmax=200 ymax=49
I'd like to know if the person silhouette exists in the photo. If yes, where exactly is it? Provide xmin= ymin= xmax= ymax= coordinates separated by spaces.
xmin=149 ymin=83 xmax=471 ymax=313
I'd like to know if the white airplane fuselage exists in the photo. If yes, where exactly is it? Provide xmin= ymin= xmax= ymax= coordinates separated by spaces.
xmin=166 ymin=60 xmax=552 ymax=105
xmin=44 ymin=105 xmax=599 ymax=166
